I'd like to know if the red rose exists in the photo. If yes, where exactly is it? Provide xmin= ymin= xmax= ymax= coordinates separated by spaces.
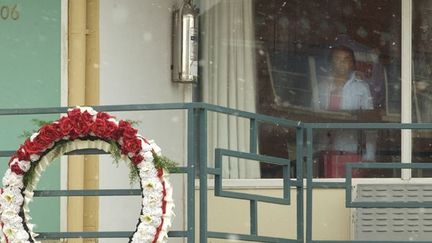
xmin=112 ymin=120 xmax=130 ymax=140
xmin=69 ymin=111 xmax=93 ymax=136
xmin=58 ymin=117 xmax=73 ymax=136
xmin=123 ymin=126 xmax=138 ymax=140
xmin=91 ymin=118 xmax=108 ymax=138
xmin=106 ymin=121 xmax=118 ymax=139
xmin=10 ymin=162 xmax=23 ymax=175
xmin=131 ymin=154 xmax=144 ymax=165
xmin=81 ymin=111 xmax=94 ymax=125
xmin=121 ymin=138 xmax=142 ymax=155
xmin=96 ymin=112 xmax=112 ymax=120
xmin=73 ymin=118 xmax=92 ymax=136
xmin=32 ymin=135 xmax=51 ymax=151
xmin=24 ymin=139 xmax=45 ymax=155
xmin=39 ymin=124 xmax=62 ymax=143
xmin=16 ymin=146 xmax=30 ymax=161
xmin=67 ymin=108 xmax=81 ymax=121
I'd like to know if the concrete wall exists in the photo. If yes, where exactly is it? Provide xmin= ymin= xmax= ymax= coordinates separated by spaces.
xmin=196 ymin=186 xmax=351 ymax=242
xmin=99 ymin=0 xmax=187 ymax=242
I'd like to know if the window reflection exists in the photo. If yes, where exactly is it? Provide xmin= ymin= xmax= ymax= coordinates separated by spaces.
xmin=255 ymin=0 xmax=402 ymax=178
xmin=413 ymin=0 xmax=432 ymax=177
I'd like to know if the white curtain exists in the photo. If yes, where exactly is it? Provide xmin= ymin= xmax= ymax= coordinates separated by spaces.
xmin=202 ymin=0 xmax=260 ymax=178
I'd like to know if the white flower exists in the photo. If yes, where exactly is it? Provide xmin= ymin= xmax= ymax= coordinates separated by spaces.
xmin=137 ymin=161 xmax=151 ymax=170
xmin=132 ymin=229 xmax=153 ymax=243
xmin=150 ymin=142 xmax=162 ymax=156
xmin=78 ymin=106 xmax=97 ymax=116
xmin=17 ymin=161 xmax=30 ymax=173
xmin=3 ymin=224 xmax=17 ymax=238
xmin=1 ymin=210 xmax=22 ymax=226
xmin=141 ymin=151 xmax=153 ymax=162
xmin=15 ymin=229 xmax=30 ymax=241
xmin=1 ymin=187 xmax=24 ymax=208
xmin=142 ymin=179 xmax=162 ymax=193
xmin=3 ymin=224 xmax=29 ymax=242
xmin=142 ymin=180 xmax=156 ymax=191
xmin=140 ymin=214 xmax=154 ymax=224
xmin=139 ymin=162 xmax=157 ymax=179
xmin=2 ymin=169 xmax=24 ymax=188
xmin=140 ymin=139 xmax=152 ymax=152
xmin=143 ymin=193 xmax=162 ymax=204
xmin=108 ymin=118 xmax=119 ymax=125
xmin=29 ymin=154 xmax=40 ymax=162
xmin=133 ymin=223 xmax=156 ymax=242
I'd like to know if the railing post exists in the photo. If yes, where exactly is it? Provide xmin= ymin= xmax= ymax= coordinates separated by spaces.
xmin=199 ymin=107 xmax=208 ymax=243
xmin=249 ymin=118 xmax=257 ymax=153
xmin=296 ymin=126 xmax=304 ymax=242
xmin=306 ymin=127 xmax=313 ymax=243
xmin=187 ymin=107 xmax=196 ymax=243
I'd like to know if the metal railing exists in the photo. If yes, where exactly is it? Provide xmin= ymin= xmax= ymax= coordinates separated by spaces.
xmin=1 ymin=103 xmax=432 ymax=242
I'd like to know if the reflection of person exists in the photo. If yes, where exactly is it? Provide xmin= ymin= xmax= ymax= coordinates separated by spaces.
xmin=319 ymin=46 xmax=373 ymax=111
xmin=316 ymin=46 xmax=376 ymax=177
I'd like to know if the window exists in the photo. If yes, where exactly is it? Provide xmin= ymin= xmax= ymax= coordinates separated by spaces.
xmin=201 ymin=0 xmax=432 ymax=179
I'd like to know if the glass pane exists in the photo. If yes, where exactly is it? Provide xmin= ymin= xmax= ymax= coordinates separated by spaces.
xmin=254 ymin=0 xmax=402 ymax=178
xmin=412 ymin=0 xmax=432 ymax=177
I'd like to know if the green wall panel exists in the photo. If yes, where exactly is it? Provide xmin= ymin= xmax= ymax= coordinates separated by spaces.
xmin=0 ymin=0 xmax=62 ymax=232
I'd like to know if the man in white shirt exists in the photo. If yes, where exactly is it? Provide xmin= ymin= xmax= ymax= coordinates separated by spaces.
xmin=316 ymin=46 xmax=376 ymax=177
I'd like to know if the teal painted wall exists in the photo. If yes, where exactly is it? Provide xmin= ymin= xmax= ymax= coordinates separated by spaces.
xmin=0 ymin=0 xmax=61 ymax=231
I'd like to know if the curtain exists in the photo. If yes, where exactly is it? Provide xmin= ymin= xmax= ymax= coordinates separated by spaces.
xmin=202 ymin=0 xmax=260 ymax=178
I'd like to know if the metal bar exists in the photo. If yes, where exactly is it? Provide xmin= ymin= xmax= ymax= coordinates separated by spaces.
xmin=311 ymin=182 xmax=347 ymax=189
xmin=33 ymin=189 xmax=141 ymax=197
xmin=345 ymin=162 xmax=432 ymax=169
xmin=199 ymin=108 xmax=208 ymax=243
xmin=346 ymin=163 xmax=353 ymax=209
xmin=249 ymin=118 xmax=257 ymax=153
xmin=0 ymin=103 xmax=193 ymax=116
xmin=186 ymin=108 xmax=196 ymax=243
xmin=250 ymin=200 xmax=258 ymax=235
xmin=214 ymin=148 xmax=222 ymax=196
xmin=206 ymin=168 xmax=221 ymax=175
xmin=348 ymin=201 xmax=432 ymax=208
xmin=216 ymin=149 xmax=290 ymax=166
xmin=207 ymin=231 xmax=299 ymax=243
xmin=0 ymin=150 xmax=15 ymax=157
xmin=306 ymin=127 xmax=314 ymax=243
xmin=218 ymin=190 xmax=290 ymax=205
xmin=197 ymin=103 xmax=301 ymax=127
xmin=296 ymin=127 xmax=304 ymax=242
xmin=0 ymin=102 xmax=302 ymax=128
xmin=36 ymin=230 xmax=187 ymax=239
xmin=283 ymin=164 xmax=290 ymax=200
xmin=312 ymin=241 xmax=431 ymax=243
xmin=304 ymin=122 xmax=432 ymax=129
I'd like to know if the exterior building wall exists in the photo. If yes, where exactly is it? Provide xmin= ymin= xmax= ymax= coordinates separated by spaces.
xmin=99 ymin=0 xmax=187 ymax=241
xmin=0 ymin=0 xmax=63 ymax=232
xmin=195 ymin=186 xmax=350 ymax=242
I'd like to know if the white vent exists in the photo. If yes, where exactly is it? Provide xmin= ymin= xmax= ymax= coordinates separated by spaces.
xmin=354 ymin=184 xmax=432 ymax=241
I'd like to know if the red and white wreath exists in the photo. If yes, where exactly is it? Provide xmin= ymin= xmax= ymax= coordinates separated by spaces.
xmin=0 ymin=107 xmax=175 ymax=243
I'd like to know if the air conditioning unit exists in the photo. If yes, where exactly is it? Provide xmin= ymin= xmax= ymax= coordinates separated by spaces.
xmin=353 ymin=184 xmax=432 ymax=241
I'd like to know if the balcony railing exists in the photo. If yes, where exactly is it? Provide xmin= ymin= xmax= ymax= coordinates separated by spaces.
xmin=1 ymin=102 xmax=432 ymax=243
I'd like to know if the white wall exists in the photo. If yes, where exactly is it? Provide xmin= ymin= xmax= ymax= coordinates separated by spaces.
xmin=100 ymin=1 xmax=187 ymax=242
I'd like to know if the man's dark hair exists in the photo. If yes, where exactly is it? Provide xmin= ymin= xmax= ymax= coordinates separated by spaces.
xmin=329 ymin=45 xmax=356 ymax=66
